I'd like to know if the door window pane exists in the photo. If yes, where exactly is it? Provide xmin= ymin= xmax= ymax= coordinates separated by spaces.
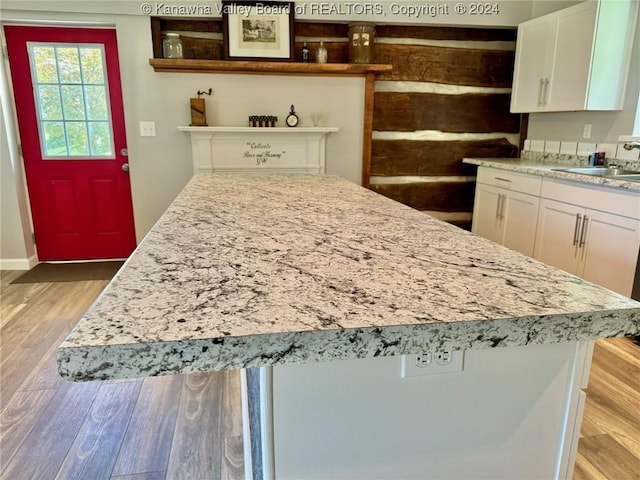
xmin=88 ymin=122 xmax=113 ymax=156
xmin=42 ymin=121 xmax=67 ymax=156
xmin=37 ymin=85 xmax=63 ymax=120
xmin=84 ymin=86 xmax=108 ymax=120
xmin=61 ymin=85 xmax=86 ymax=120
xmin=57 ymin=47 xmax=82 ymax=84
xmin=80 ymin=48 xmax=105 ymax=84
xmin=32 ymin=46 xmax=58 ymax=83
xmin=66 ymin=122 xmax=90 ymax=155
xmin=28 ymin=42 xmax=114 ymax=159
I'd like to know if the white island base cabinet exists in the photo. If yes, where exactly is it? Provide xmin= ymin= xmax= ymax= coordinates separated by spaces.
xmin=246 ymin=341 xmax=592 ymax=480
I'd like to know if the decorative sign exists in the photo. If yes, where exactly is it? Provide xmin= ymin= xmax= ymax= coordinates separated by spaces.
xmin=244 ymin=141 xmax=287 ymax=166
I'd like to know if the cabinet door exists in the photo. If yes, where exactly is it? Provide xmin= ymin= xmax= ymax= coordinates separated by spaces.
xmin=472 ymin=184 xmax=503 ymax=244
xmin=510 ymin=19 xmax=553 ymax=113
xmin=534 ymin=198 xmax=582 ymax=275
xmin=546 ymin=2 xmax=596 ymax=111
xmin=579 ymin=209 xmax=640 ymax=297
xmin=502 ymin=191 xmax=539 ymax=257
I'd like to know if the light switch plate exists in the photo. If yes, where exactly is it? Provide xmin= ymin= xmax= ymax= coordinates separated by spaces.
xmin=139 ymin=121 xmax=156 ymax=137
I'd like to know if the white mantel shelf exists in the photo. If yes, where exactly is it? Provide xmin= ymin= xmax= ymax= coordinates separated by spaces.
xmin=178 ymin=126 xmax=339 ymax=175
xmin=177 ymin=126 xmax=339 ymax=134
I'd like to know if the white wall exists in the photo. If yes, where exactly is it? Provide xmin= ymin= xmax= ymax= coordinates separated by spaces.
xmin=0 ymin=45 xmax=37 ymax=269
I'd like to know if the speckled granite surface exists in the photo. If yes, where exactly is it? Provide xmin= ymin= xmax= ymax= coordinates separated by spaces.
xmin=57 ymin=174 xmax=640 ymax=381
xmin=463 ymin=157 xmax=640 ymax=191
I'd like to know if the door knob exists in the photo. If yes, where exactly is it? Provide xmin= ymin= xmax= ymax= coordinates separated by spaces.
xmin=121 ymin=148 xmax=129 ymax=156
xmin=121 ymin=163 xmax=130 ymax=172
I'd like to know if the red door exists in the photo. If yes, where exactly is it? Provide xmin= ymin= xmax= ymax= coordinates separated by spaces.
xmin=4 ymin=26 xmax=136 ymax=261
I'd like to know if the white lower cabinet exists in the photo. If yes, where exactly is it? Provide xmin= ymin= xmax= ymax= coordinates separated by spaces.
xmin=472 ymin=168 xmax=541 ymax=256
xmin=473 ymin=169 xmax=640 ymax=297
xmin=535 ymin=198 xmax=640 ymax=297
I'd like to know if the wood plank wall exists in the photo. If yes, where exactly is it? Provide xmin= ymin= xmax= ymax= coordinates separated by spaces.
xmin=369 ymin=26 xmax=520 ymax=230
xmin=151 ymin=19 xmax=522 ymax=230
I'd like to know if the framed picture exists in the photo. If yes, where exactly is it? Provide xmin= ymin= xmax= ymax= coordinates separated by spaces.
xmin=222 ymin=1 xmax=295 ymax=61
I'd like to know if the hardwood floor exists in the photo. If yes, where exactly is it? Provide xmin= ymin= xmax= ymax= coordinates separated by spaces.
xmin=0 ymin=271 xmax=243 ymax=480
xmin=1 ymin=269 xmax=639 ymax=479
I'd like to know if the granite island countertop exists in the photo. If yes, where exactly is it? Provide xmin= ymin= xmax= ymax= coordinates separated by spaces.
xmin=57 ymin=174 xmax=640 ymax=381
xmin=463 ymin=157 xmax=640 ymax=191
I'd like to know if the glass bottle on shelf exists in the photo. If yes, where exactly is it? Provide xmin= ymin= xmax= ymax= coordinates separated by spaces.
xmin=316 ymin=41 xmax=328 ymax=64
xmin=163 ymin=32 xmax=183 ymax=59
xmin=301 ymin=42 xmax=309 ymax=63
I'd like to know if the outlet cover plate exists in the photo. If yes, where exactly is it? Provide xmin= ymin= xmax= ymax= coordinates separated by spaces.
xmin=139 ymin=121 xmax=156 ymax=137
xmin=401 ymin=351 xmax=464 ymax=378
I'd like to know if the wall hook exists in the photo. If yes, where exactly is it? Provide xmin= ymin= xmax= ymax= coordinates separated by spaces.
xmin=197 ymin=88 xmax=213 ymax=98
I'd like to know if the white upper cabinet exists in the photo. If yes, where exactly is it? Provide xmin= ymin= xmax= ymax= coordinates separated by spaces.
xmin=510 ymin=0 xmax=638 ymax=113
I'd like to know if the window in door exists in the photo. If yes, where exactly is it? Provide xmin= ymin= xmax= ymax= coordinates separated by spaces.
xmin=28 ymin=43 xmax=114 ymax=159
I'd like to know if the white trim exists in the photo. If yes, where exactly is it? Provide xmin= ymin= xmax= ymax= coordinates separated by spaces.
xmin=0 ymin=254 xmax=38 ymax=270
xmin=240 ymin=369 xmax=254 ymax=480
xmin=373 ymin=130 xmax=520 ymax=146
xmin=370 ymin=175 xmax=476 ymax=185
xmin=260 ymin=366 xmax=275 ymax=480
xmin=375 ymin=81 xmax=511 ymax=95
xmin=554 ymin=341 xmax=590 ymax=480
xmin=376 ymin=37 xmax=516 ymax=51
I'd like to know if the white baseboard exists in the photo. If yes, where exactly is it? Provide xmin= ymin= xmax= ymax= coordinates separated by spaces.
xmin=0 ymin=255 xmax=38 ymax=270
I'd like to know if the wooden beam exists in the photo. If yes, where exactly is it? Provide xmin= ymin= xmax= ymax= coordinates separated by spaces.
xmin=362 ymin=73 xmax=375 ymax=188
xmin=373 ymin=92 xmax=520 ymax=133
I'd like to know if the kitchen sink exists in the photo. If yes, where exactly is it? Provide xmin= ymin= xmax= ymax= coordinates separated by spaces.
xmin=552 ymin=166 xmax=640 ymax=177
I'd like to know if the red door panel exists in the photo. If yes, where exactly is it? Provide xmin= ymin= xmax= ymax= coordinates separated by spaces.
xmin=4 ymin=25 xmax=136 ymax=261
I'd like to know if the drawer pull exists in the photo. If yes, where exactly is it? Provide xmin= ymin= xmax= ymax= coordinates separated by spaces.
xmin=579 ymin=216 xmax=589 ymax=248
xmin=494 ymin=177 xmax=512 ymax=183
xmin=573 ymin=214 xmax=582 ymax=246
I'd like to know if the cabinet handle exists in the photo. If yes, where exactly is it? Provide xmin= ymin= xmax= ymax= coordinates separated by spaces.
xmin=494 ymin=177 xmax=512 ymax=183
xmin=579 ymin=215 xmax=589 ymax=248
xmin=499 ymin=194 xmax=506 ymax=219
xmin=573 ymin=213 xmax=582 ymax=246
xmin=538 ymin=78 xmax=544 ymax=106
xmin=542 ymin=78 xmax=550 ymax=106
xmin=496 ymin=193 xmax=502 ymax=220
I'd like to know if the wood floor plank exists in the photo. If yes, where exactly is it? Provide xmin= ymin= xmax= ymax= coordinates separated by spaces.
xmin=55 ymin=381 xmax=143 ymax=480
xmin=0 ymin=388 xmax=57 ymax=467
xmin=0 ymin=278 xmax=49 ymax=306
xmin=577 ymin=434 xmax=640 ymax=479
xmin=17 ymin=326 xmax=71 ymax=393
xmin=573 ymin=451 xmax=609 ymax=480
xmin=591 ymin=340 xmax=640 ymax=391
xmin=577 ymin=404 xmax=606 ymax=439
xmin=596 ymin=337 xmax=640 ymax=370
xmin=587 ymin=363 xmax=640 ymax=430
xmin=0 ymin=311 xmax=70 ymax=411
xmin=221 ymin=371 xmax=244 ymax=479
xmin=580 ymin=368 xmax=640 ymax=460
xmin=111 ymin=375 xmax=184 ymax=477
xmin=111 ymin=471 xmax=167 ymax=480
xmin=1 ymin=281 xmax=108 ymax=407
xmin=0 ymin=303 xmax=25 ymax=329
xmin=166 ymin=372 xmax=225 ymax=480
xmin=0 ymin=380 xmax=101 ymax=479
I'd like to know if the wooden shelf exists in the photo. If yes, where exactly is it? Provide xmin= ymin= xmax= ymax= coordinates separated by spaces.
xmin=149 ymin=58 xmax=392 ymax=76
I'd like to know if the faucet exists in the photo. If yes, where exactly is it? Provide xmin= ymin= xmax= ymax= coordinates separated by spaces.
xmin=623 ymin=141 xmax=640 ymax=150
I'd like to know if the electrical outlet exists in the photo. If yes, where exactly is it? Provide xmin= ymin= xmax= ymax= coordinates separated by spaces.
xmin=401 ymin=351 xmax=464 ymax=378
xmin=139 ymin=121 xmax=156 ymax=137
xmin=415 ymin=352 xmax=432 ymax=367
xmin=583 ymin=124 xmax=592 ymax=139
